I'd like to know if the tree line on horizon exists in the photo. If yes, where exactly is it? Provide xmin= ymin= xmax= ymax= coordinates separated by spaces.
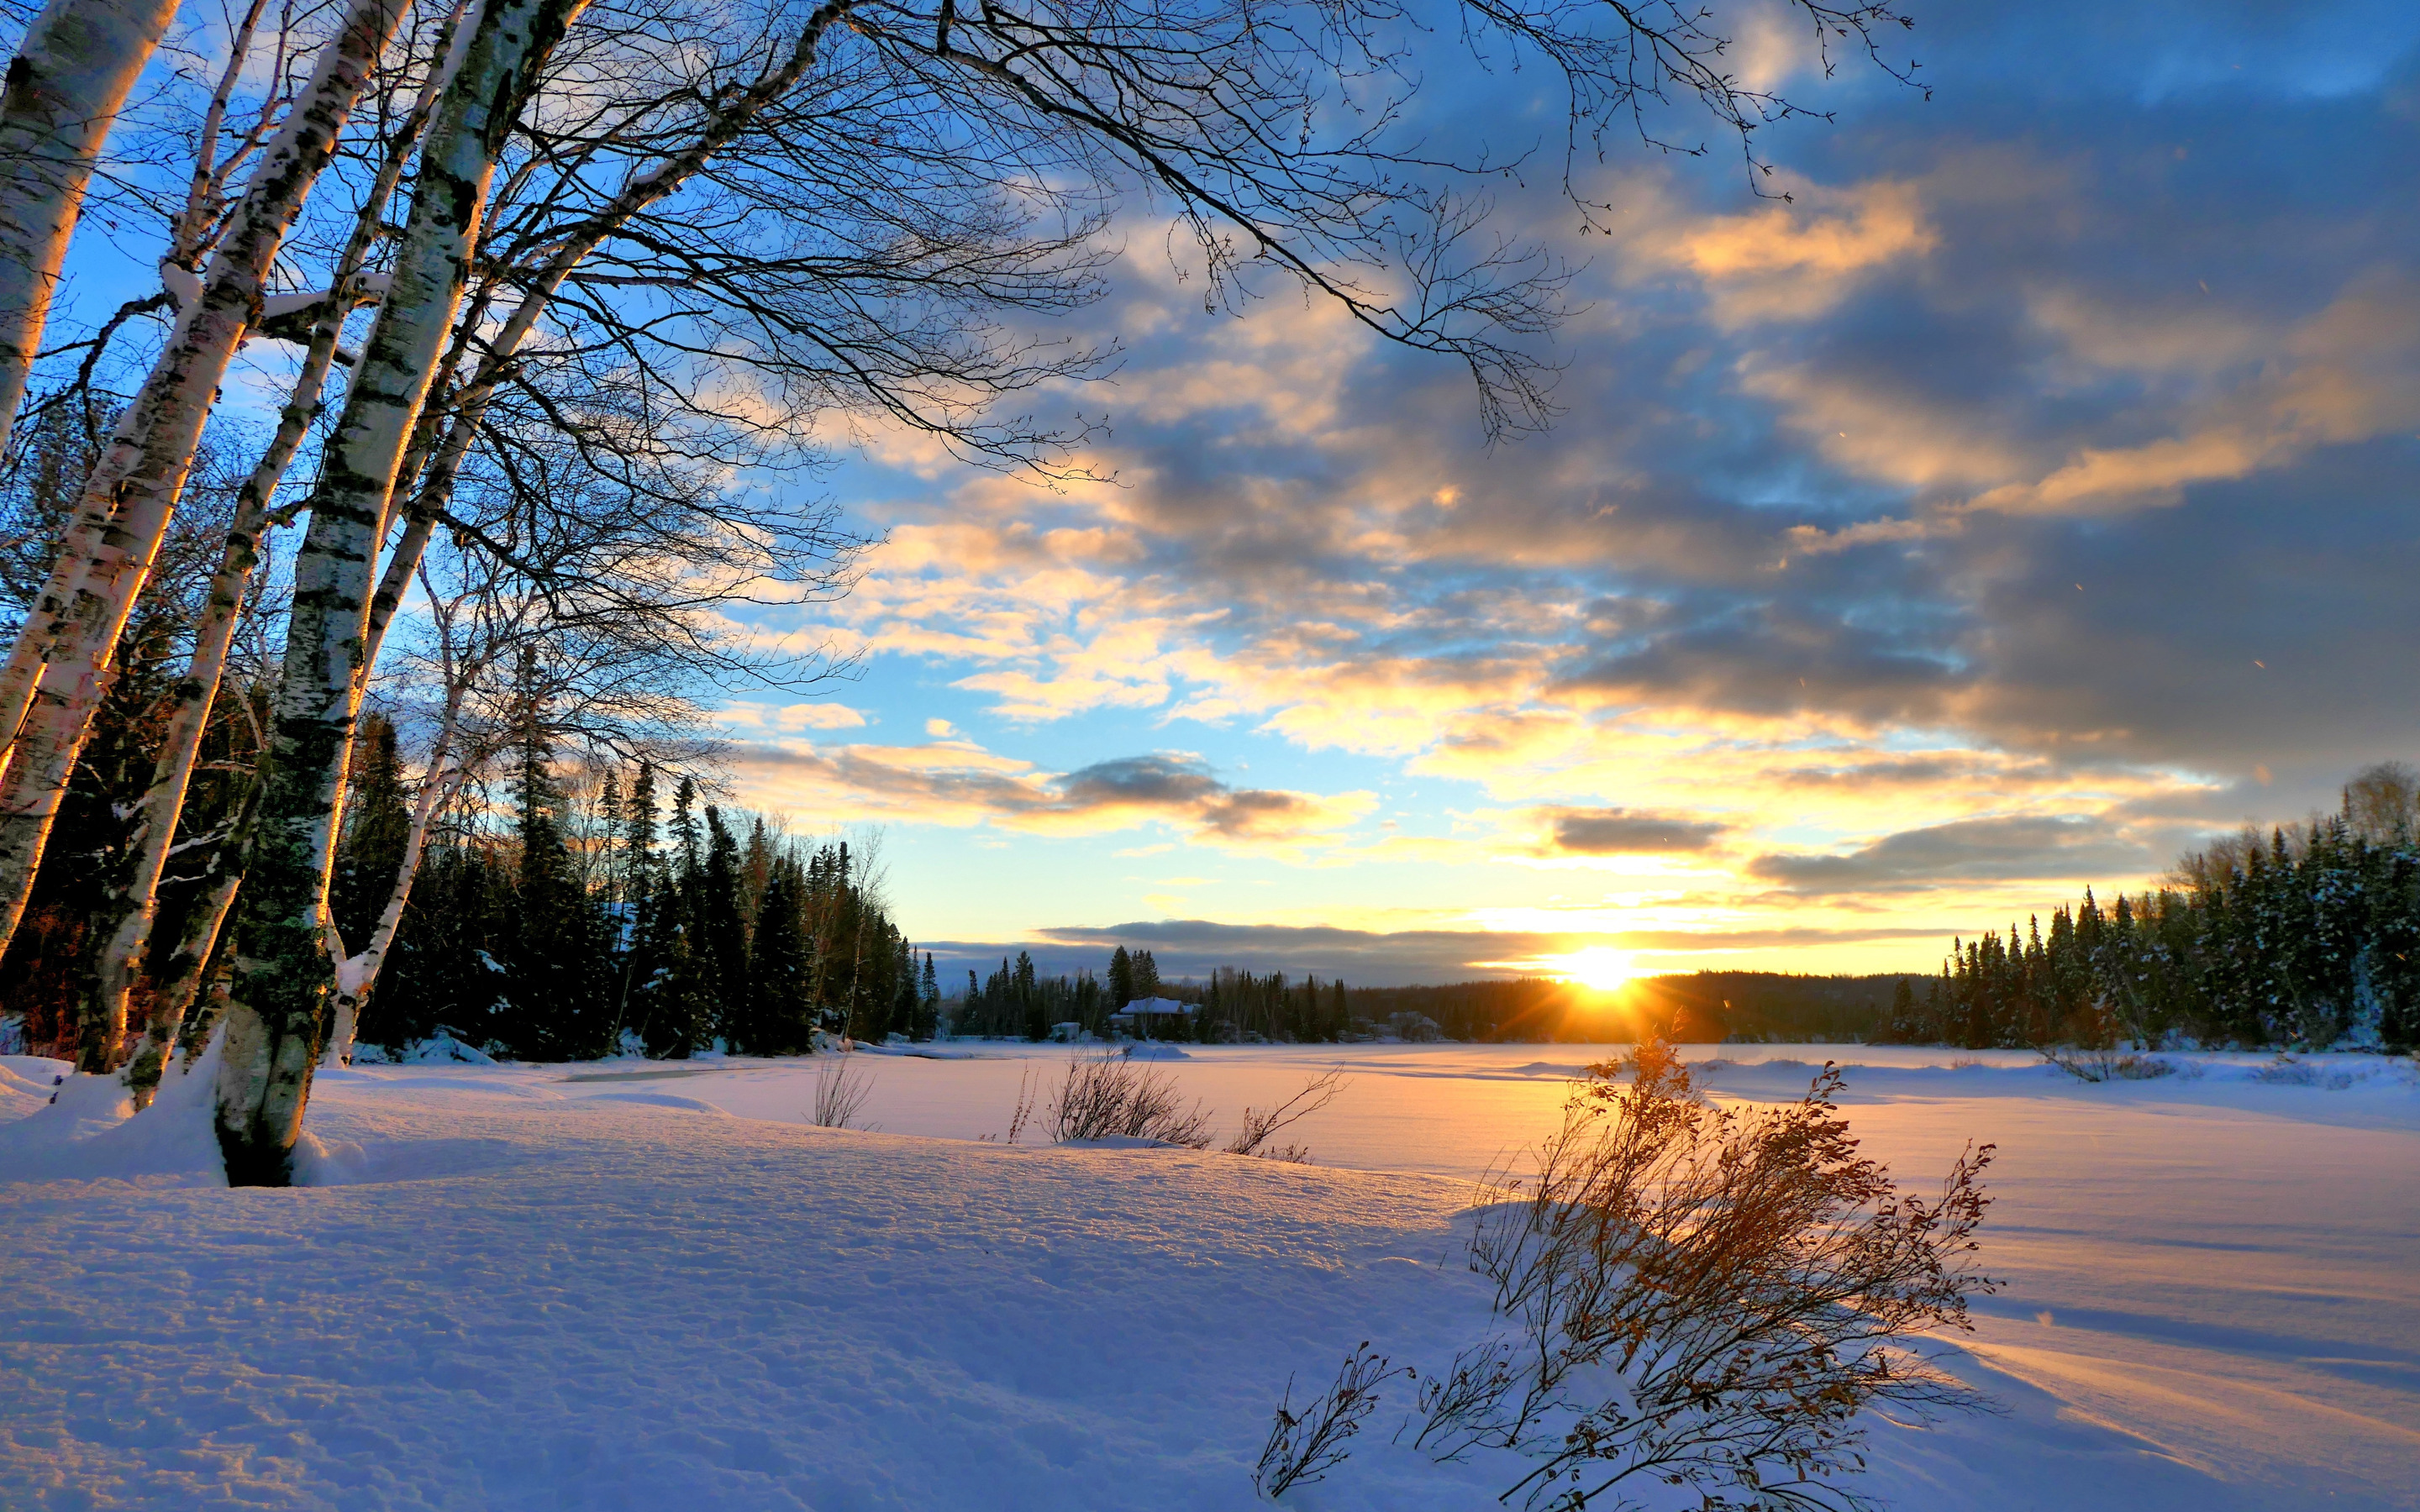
xmin=20 ymin=748 xmax=2412 ymax=1063
xmin=1883 ymin=761 xmax=2420 ymax=1053
xmin=936 ymin=955 xmax=1906 ymax=1045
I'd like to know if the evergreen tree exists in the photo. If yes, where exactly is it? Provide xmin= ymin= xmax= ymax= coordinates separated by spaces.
xmin=329 ymin=711 xmax=413 ymax=952
xmin=890 ymin=935 xmax=918 ymax=1042
xmin=747 ymin=858 xmax=812 ymax=1052
xmin=700 ymin=806 xmax=750 ymax=1049
xmin=503 ymin=659 xmax=602 ymax=1059
xmin=1107 ymin=944 xmax=1134 ymax=1007
xmin=1886 ymin=978 xmax=1918 ymax=1041
xmin=370 ymin=840 xmax=512 ymax=1051
xmin=618 ymin=763 xmax=660 ymax=1047
xmin=647 ymin=775 xmax=710 ymax=1058
xmin=1018 ymin=949 xmax=1046 ymax=1040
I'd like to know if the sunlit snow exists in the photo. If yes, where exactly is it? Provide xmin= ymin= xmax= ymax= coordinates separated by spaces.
xmin=3 ymin=1043 xmax=2413 ymax=1509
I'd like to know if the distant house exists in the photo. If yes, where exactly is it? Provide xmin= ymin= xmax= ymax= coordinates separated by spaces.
xmin=1107 ymin=996 xmax=1194 ymax=1037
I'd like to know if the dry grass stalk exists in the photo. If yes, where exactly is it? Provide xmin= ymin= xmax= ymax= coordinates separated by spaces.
xmin=1254 ymin=1341 xmax=1405 ymax=1499
xmin=810 ymin=1053 xmax=876 ymax=1129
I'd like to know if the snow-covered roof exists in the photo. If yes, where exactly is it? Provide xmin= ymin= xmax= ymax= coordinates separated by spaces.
xmin=1112 ymin=996 xmax=1193 ymax=1015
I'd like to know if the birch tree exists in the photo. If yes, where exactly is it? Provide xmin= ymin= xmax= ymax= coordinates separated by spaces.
xmin=0 ymin=0 xmax=182 ymax=458
xmin=0 ymin=0 xmax=410 ymax=953
xmin=66 ymin=0 xmax=469 ymax=1089
xmin=214 ymin=0 xmax=595 ymax=1183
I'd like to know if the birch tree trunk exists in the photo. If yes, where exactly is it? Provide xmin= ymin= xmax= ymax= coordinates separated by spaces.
xmin=72 ymin=8 xmax=468 ymax=1080
xmin=0 ymin=378 xmax=155 ymax=774
xmin=0 ymin=0 xmax=182 ymax=458
xmin=215 ymin=0 xmax=592 ymax=1186
xmin=71 ymin=317 xmax=347 ymax=1078
xmin=0 ymin=0 xmax=409 ymax=959
xmin=121 ymin=785 xmax=251 ymax=1106
xmin=297 ymin=0 xmax=870 ymax=1077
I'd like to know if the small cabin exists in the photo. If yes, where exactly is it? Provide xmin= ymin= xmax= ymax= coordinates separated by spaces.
xmin=1107 ymin=996 xmax=1194 ymax=1037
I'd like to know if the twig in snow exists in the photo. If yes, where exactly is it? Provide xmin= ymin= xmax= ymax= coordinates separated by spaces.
xmin=1226 ymin=1068 xmax=1342 ymax=1162
xmin=1254 ymin=1342 xmax=1406 ymax=1499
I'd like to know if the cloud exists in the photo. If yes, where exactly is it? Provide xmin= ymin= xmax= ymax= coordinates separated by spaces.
xmin=728 ymin=741 xmax=1372 ymax=852
xmin=742 ymin=12 xmax=2420 ymax=967
xmin=1749 ymin=816 xmax=2151 ymax=896
xmin=1542 ymin=808 xmax=1728 ymax=855
xmin=1634 ymin=177 xmax=1940 ymax=328
xmin=721 ymin=701 xmax=869 ymax=733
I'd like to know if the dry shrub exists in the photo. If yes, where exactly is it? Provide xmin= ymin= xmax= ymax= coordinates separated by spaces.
xmin=811 ymin=1055 xmax=876 ymax=1129
xmin=2249 ymin=1054 xmax=2356 ymax=1089
xmin=1404 ymin=1038 xmax=1996 ymax=1509
xmin=2041 ymin=1044 xmax=2175 ymax=1082
xmin=995 ymin=1064 xmax=1039 ymax=1143
xmin=1227 ymin=1068 xmax=1342 ymax=1162
xmin=2039 ymin=1000 xmax=2173 ymax=1083
xmin=1254 ymin=1342 xmax=1407 ymax=1499
xmin=1049 ymin=1050 xmax=1213 ymax=1147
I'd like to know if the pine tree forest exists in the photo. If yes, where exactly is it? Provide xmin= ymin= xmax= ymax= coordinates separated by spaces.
xmin=354 ymin=744 xmax=941 ymax=1061
xmin=1884 ymin=762 xmax=2420 ymax=1053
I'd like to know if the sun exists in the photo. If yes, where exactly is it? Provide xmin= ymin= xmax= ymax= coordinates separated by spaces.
xmin=1554 ymin=947 xmax=1635 ymax=994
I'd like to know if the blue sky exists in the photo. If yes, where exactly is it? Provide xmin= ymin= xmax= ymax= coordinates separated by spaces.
xmin=692 ymin=1 xmax=2420 ymax=984
xmin=52 ymin=0 xmax=2420 ymax=988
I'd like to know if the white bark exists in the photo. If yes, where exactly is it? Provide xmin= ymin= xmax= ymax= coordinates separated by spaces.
xmin=82 ymin=297 xmax=360 ymax=1076
xmin=82 ymin=0 xmax=470 ymax=1081
xmin=0 ymin=0 xmax=410 ymax=959
xmin=120 ymin=814 xmax=246 ymax=1107
xmin=0 ymin=0 xmax=182 ymax=458
xmin=216 ymin=0 xmax=594 ymax=1185
xmin=0 ymin=0 xmax=265 ymax=771
xmin=298 ymin=0 xmax=874 ymax=1076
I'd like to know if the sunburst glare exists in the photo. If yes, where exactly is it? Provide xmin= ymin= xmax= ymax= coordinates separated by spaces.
xmin=1552 ymin=947 xmax=1635 ymax=993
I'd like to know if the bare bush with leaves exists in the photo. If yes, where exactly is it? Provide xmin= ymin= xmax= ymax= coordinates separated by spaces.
xmin=1254 ymin=1341 xmax=1407 ymax=1500
xmin=1226 ymin=1068 xmax=1342 ymax=1163
xmin=1048 ymin=1050 xmax=1213 ymax=1147
xmin=1390 ymin=1038 xmax=1998 ymax=1509
xmin=811 ymin=1053 xmax=876 ymax=1129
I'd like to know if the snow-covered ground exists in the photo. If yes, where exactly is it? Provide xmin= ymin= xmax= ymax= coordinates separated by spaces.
xmin=3 ymin=1042 xmax=2414 ymax=1509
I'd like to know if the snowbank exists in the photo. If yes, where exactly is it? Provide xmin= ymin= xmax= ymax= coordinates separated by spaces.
xmin=0 ymin=1053 xmax=66 ymax=1120
xmin=3 ymin=1034 xmax=229 ymax=1185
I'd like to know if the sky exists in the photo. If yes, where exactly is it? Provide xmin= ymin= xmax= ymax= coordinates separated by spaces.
xmin=49 ymin=0 xmax=2420 ymax=990
xmin=698 ymin=0 xmax=2420 ymax=987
